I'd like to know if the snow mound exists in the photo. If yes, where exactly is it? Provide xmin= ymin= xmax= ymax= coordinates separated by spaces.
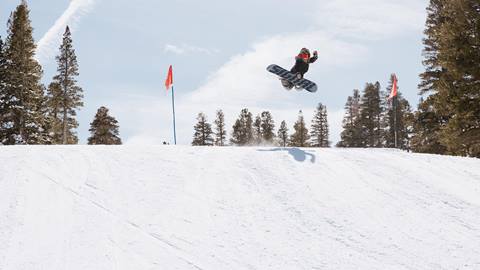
xmin=1 ymin=146 xmax=479 ymax=269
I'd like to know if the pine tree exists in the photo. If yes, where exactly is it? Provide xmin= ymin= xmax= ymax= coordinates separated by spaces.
xmin=87 ymin=106 xmax=122 ymax=145
xmin=260 ymin=111 xmax=275 ymax=143
xmin=311 ymin=103 xmax=330 ymax=147
xmin=0 ymin=36 xmax=5 ymax=87
xmin=418 ymin=0 xmax=480 ymax=157
xmin=379 ymin=81 xmax=391 ymax=147
xmin=338 ymin=89 xmax=362 ymax=147
xmin=420 ymin=0 xmax=446 ymax=96
xmin=45 ymin=82 xmax=63 ymax=143
xmin=410 ymin=96 xmax=448 ymax=154
xmin=436 ymin=0 xmax=480 ymax=157
xmin=357 ymin=82 xmax=382 ymax=147
xmin=0 ymin=3 xmax=48 ymax=144
xmin=230 ymin=108 xmax=253 ymax=146
xmin=416 ymin=0 xmax=448 ymax=154
xmin=0 ymin=37 xmax=6 ymax=132
xmin=49 ymin=26 xmax=84 ymax=144
xmin=253 ymin=115 xmax=262 ymax=145
xmin=403 ymin=104 xmax=416 ymax=151
xmin=290 ymin=110 xmax=310 ymax=147
xmin=231 ymin=119 xmax=243 ymax=146
xmin=277 ymin=120 xmax=289 ymax=147
xmin=192 ymin=112 xmax=214 ymax=146
xmin=213 ymin=109 xmax=226 ymax=146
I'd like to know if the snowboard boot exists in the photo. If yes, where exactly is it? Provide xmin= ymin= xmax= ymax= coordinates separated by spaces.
xmin=281 ymin=78 xmax=294 ymax=90
xmin=294 ymin=73 xmax=303 ymax=90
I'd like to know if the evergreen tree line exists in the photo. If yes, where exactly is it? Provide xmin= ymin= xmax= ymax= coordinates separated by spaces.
xmin=337 ymin=77 xmax=414 ymax=149
xmin=0 ymin=2 xmax=121 ymax=145
xmin=338 ymin=0 xmax=480 ymax=158
xmin=413 ymin=0 xmax=480 ymax=158
xmin=192 ymin=104 xmax=330 ymax=147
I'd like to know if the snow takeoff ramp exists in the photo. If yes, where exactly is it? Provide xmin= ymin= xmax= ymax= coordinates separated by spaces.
xmin=1 ymin=146 xmax=480 ymax=269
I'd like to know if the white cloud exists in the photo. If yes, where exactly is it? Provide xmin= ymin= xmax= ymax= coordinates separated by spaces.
xmin=164 ymin=44 xmax=219 ymax=55
xmin=36 ymin=0 xmax=97 ymax=64
xmin=188 ymin=31 xmax=367 ymax=107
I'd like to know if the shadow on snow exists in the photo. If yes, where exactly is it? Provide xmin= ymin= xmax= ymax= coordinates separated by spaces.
xmin=258 ymin=148 xmax=316 ymax=163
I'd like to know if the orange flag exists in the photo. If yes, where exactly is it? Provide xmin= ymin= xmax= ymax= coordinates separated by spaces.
xmin=165 ymin=65 xmax=173 ymax=90
xmin=388 ymin=74 xmax=398 ymax=100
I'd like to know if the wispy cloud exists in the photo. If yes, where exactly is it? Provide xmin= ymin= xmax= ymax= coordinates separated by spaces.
xmin=164 ymin=43 xmax=219 ymax=55
xmin=36 ymin=0 xmax=97 ymax=64
xmin=188 ymin=30 xmax=367 ymax=106
xmin=185 ymin=0 xmax=425 ymax=106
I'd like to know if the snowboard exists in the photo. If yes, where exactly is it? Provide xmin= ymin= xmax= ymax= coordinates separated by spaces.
xmin=267 ymin=64 xmax=317 ymax=93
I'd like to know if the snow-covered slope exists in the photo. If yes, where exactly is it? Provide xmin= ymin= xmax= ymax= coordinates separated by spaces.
xmin=0 ymin=146 xmax=479 ymax=270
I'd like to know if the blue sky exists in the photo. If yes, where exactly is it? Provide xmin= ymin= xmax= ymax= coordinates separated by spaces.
xmin=0 ymin=0 xmax=428 ymax=145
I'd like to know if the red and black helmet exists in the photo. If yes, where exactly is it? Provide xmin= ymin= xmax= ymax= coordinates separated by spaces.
xmin=298 ymin=48 xmax=311 ymax=61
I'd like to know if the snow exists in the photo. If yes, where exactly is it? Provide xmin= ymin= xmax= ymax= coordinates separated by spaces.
xmin=0 ymin=146 xmax=480 ymax=269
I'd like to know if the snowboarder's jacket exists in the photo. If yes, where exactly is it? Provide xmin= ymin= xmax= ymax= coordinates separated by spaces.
xmin=290 ymin=51 xmax=318 ymax=77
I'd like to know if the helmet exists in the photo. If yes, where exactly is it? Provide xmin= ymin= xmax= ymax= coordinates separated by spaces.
xmin=298 ymin=48 xmax=311 ymax=61
xmin=300 ymin=48 xmax=310 ymax=56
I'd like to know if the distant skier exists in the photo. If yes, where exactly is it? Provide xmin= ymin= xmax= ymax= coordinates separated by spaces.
xmin=281 ymin=48 xmax=318 ymax=89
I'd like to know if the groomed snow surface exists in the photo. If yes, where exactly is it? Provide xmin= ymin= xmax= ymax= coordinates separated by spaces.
xmin=0 ymin=146 xmax=480 ymax=270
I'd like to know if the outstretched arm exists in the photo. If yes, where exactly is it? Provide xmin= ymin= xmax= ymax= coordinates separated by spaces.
xmin=309 ymin=51 xmax=318 ymax=63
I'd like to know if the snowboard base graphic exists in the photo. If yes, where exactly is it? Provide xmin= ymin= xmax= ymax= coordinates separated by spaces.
xmin=267 ymin=64 xmax=317 ymax=93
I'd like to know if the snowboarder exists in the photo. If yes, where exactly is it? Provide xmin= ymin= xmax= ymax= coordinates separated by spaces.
xmin=281 ymin=48 xmax=318 ymax=90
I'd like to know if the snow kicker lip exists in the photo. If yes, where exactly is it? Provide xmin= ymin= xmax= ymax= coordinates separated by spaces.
xmin=267 ymin=64 xmax=317 ymax=93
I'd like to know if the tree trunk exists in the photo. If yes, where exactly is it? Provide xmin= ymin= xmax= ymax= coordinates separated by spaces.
xmin=62 ymin=105 xmax=67 ymax=144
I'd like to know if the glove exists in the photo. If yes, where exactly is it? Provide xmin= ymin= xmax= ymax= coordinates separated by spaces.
xmin=313 ymin=51 xmax=318 ymax=57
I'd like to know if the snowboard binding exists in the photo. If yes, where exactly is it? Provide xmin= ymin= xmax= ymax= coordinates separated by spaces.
xmin=280 ymin=73 xmax=304 ymax=91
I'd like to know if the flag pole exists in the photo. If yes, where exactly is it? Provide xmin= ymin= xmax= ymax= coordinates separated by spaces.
xmin=171 ymin=84 xmax=177 ymax=145
xmin=393 ymin=74 xmax=398 ymax=148
xmin=394 ymin=95 xmax=397 ymax=148
xmin=165 ymin=65 xmax=176 ymax=145
xmin=388 ymin=73 xmax=398 ymax=149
